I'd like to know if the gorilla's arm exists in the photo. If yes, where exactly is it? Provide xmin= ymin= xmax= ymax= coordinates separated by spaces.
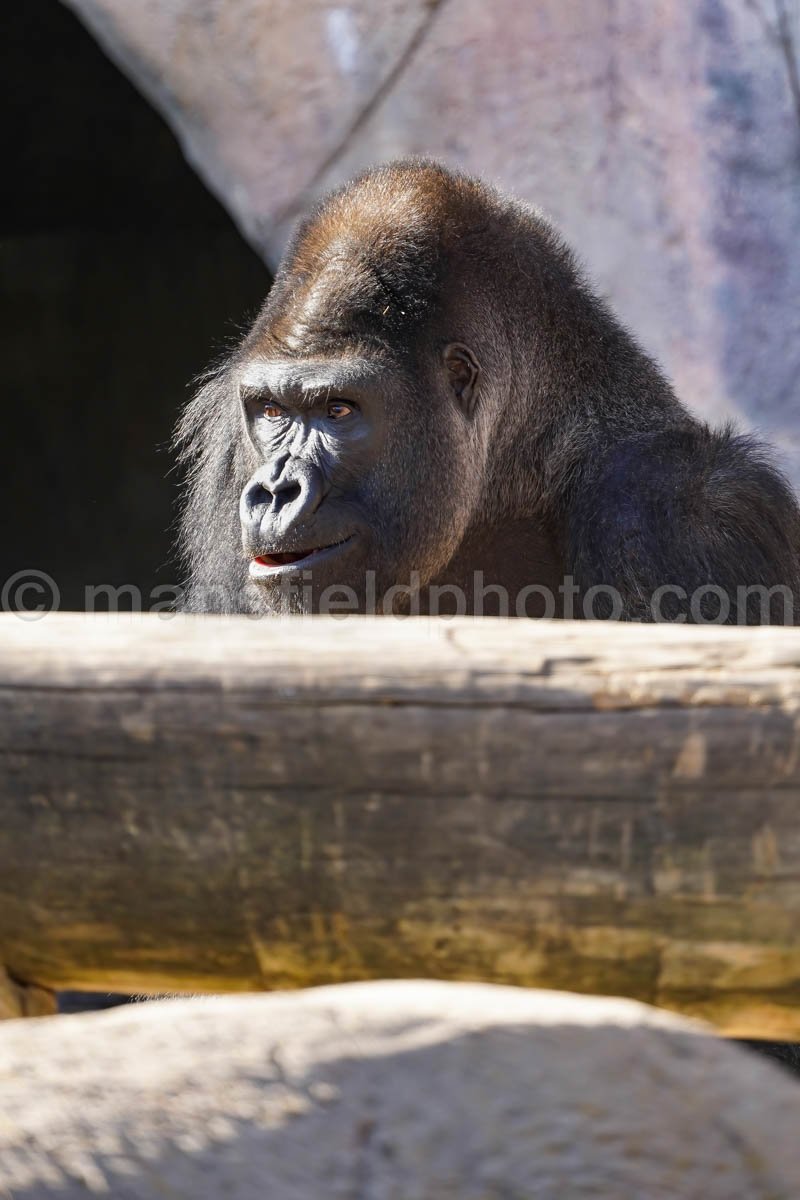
xmin=566 ymin=426 xmax=800 ymax=623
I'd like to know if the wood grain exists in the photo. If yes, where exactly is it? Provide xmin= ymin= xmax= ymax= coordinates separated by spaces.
xmin=1 ymin=613 xmax=799 ymax=1037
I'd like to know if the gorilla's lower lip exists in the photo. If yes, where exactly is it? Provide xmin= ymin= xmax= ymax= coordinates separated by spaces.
xmin=249 ymin=536 xmax=354 ymax=578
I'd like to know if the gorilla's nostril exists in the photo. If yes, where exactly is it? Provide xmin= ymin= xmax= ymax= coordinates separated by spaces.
xmin=246 ymin=481 xmax=271 ymax=511
xmin=270 ymin=480 xmax=302 ymax=512
xmin=277 ymin=482 xmax=302 ymax=505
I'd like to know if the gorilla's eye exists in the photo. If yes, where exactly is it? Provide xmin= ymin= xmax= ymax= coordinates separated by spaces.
xmin=326 ymin=401 xmax=355 ymax=421
xmin=262 ymin=402 xmax=285 ymax=419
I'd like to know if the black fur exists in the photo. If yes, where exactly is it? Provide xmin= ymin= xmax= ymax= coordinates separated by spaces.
xmin=174 ymin=159 xmax=800 ymax=620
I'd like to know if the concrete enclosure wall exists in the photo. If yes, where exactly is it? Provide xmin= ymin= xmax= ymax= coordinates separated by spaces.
xmin=62 ymin=0 xmax=800 ymax=486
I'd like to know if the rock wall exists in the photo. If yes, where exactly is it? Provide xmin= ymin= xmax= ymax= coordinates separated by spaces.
xmin=61 ymin=0 xmax=800 ymax=484
xmin=2 ymin=981 xmax=799 ymax=1198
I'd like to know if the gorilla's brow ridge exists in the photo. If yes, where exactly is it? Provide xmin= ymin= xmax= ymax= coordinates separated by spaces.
xmin=238 ymin=357 xmax=385 ymax=405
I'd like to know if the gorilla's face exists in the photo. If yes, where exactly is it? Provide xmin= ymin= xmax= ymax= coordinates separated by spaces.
xmin=237 ymin=338 xmax=482 ymax=614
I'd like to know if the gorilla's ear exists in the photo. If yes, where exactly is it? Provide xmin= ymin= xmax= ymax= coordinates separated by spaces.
xmin=443 ymin=343 xmax=481 ymax=417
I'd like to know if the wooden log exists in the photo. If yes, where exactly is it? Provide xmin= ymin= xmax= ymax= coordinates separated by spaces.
xmin=0 ymin=967 xmax=55 ymax=1020
xmin=1 ymin=613 xmax=799 ymax=1038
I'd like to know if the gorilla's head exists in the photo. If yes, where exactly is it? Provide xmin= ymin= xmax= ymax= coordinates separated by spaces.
xmin=176 ymin=159 xmax=677 ymax=615
xmin=235 ymin=162 xmax=510 ymax=613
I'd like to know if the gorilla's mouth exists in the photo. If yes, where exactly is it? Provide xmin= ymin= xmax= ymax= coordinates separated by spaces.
xmin=249 ymin=537 xmax=354 ymax=577
xmin=255 ymin=550 xmax=312 ymax=567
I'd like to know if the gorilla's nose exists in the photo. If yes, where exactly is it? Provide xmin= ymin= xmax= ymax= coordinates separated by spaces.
xmin=240 ymin=457 xmax=325 ymax=539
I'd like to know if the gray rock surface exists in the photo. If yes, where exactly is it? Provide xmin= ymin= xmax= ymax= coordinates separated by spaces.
xmin=1 ymin=980 xmax=798 ymax=1198
xmin=61 ymin=0 xmax=800 ymax=486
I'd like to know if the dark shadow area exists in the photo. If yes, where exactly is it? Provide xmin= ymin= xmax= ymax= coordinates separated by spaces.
xmin=740 ymin=1038 xmax=800 ymax=1075
xmin=2 ymin=0 xmax=271 ymax=610
xmin=56 ymin=989 xmax=136 ymax=1014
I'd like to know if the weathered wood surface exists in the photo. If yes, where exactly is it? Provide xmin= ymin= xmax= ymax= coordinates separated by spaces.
xmin=1 ymin=613 xmax=800 ymax=1037
xmin=0 ymin=966 xmax=55 ymax=1020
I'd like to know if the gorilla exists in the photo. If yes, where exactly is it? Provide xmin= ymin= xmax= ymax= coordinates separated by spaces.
xmin=175 ymin=159 xmax=800 ymax=622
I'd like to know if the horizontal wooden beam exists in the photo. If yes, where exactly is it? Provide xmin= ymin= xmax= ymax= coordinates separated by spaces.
xmin=1 ymin=613 xmax=800 ymax=1037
